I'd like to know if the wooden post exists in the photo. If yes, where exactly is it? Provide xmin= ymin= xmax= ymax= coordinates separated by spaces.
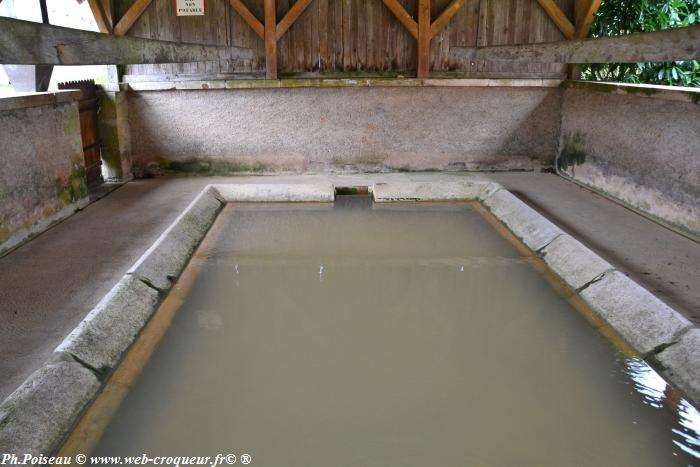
xmin=264 ymin=0 xmax=277 ymax=80
xmin=417 ymin=0 xmax=430 ymax=78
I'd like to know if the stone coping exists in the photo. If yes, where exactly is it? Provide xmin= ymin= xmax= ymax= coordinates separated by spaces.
xmin=1 ymin=179 xmax=697 ymax=455
xmin=0 ymin=90 xmax=82 ymax=112
xmin=562 ymin=80 xmax=700 ymax=104
xmin=99 ymin=78 xmax=564 ymax=92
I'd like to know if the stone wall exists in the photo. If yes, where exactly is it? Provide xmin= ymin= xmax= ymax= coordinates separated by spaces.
xmin=559 ymin=82 xmax=700 ymax=239
xmin=0 ymin=91 xmax=89 ymax=256
xmin=126 ymin=84 xmax=563 ymax=174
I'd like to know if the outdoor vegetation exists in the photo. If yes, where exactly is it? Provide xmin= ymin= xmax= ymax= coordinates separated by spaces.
xmin=582 ymin=0 xmax=700 ymax=86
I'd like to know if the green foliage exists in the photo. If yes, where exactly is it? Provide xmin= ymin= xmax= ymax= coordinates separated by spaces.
xmin=581 ymin=0 xmax=700 ymax=87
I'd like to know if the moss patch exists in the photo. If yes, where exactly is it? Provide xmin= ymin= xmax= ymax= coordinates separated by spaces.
xmin=56 ymin=165 xmax=88 ymax=205
xmin=558 ymin=132 xmax=587 ymax=172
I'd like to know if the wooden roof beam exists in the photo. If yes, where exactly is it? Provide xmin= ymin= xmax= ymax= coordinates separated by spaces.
xmin=449 ymin=24 xmax=700 ymax=64
xmin=0 ymin=17 xmax=254 ymax=65
xmin=536 ymin=0 xmax=575 ymax=40
xmin=113 ymin=0 xmax=153 ymax=36
xmin=228 ymin=0 xmax=264 ymax=39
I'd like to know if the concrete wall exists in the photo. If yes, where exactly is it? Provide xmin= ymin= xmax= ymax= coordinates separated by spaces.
xmin=127 ymin=85 xmax=562 ymax=174
xmin=559 ymin=82 xmax=700 ymax=239
xmin=0 ymin=91 xmax=89 ymax=256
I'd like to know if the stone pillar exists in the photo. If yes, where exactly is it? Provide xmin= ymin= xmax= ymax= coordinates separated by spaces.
xmin=98 ymin=89 xmax=132 ymax=182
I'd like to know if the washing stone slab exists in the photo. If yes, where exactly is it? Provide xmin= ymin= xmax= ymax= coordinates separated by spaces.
xmin=580 ymin=271 xmax=692 ymax=356
xmin=0 ymin=360 xmax=100 ymax=456
xmin=540 ymin=234 xmax=613 ymax=290
xmin=128 ymin=186 xmax=223 ymax=291
xmin=371 ymin=180 xmax=498 ymax=202
xmin=54 ymin=275 xmax=160 ymax=373
xmin=212 ymin=183 xmax=335 ymax=202
xmin=656 ymin=328 xmax=700 ymax=408
xmin=482 ymin=189 xmax=564 ymax=252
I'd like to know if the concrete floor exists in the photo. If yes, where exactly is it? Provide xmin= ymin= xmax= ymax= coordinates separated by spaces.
xmin=0 ymin=173 xmax=698 ymax=401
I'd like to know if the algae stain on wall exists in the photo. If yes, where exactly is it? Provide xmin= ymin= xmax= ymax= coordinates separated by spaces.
xmin=558 ymin=131 xmax=587 ymax=173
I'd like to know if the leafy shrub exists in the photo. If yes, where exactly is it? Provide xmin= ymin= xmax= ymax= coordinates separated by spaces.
xmin=581 ymin=0 xmax=700 ymax=87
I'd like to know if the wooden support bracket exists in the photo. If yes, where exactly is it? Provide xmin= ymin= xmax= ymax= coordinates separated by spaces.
xmin=87 ymin=0 xmax=113 ymax=34
xmin=229 ymin=0 xmax=265 ymax=39
xmin=535 ymin=0 xmax=575 ymax=40
xmin=113 ymin=0 xmax=153 ymax=36
xmin=575 ymin=0 xmax=601 ymax=39
xmin=382 ymin=0 xmax=465 ymax=78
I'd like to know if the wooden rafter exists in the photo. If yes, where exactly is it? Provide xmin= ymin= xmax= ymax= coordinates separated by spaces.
xmin=87 ymin=0 xmax=112 ymax=34
xmin=0 ymin=17 xmax=254 ymax=65
xmin=381 ymin=0 xmax=418 ymax=39
xmin=276 ymin=0 xmax=314 ymax=40
xmin=430 ymin=0 xmax=465 ymax=38
xmin=449 ymin=24 xmax=700 ymax=63
xmin=113 ymin=0 xmax=153 ymax=36
xmin=228 ymin=0 xmax=264 ymax=39
xmin=536 ymin=0 xmax=575 ymax=40
xmin=575 ymin=0 xmax=601 ymax=39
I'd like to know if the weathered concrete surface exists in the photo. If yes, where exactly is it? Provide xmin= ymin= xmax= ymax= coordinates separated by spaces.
xmin=559 ymin=86 xmax=700 ymax=239
xmin=540 ymin=234 xmax=613 ymax=290
xmin=482 ymin=189 xmax=564 ymax=252
xmin=128 ymin=187 xmax=223 ymax=291
xmin=0 ymin=94 xmax=88 ymax=256
xmin=657 ymin=329 xmax=700 ymax=408
xmin=490 ymin=172 xmax=700 ymax=325
xmin=98 ymin=91 xmax=132 ymax=182
xmin=54 ymin=275 xmax=160 ymax=373
xmin=580 ymin=271 xmax=692 ymax=356
xmin=0 ymin=360 xmax=100 ymax=455
xmin=371 ymin=179 xmax=496 ymax=202
xmin=127 ymin=87 xmax=562 ymax=173
xmin=213 ymin=183 xmax=335 ymax=202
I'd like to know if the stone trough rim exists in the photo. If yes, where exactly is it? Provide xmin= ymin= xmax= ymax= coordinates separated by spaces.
xmin=0 ymin=178 xmax=697 ymax=456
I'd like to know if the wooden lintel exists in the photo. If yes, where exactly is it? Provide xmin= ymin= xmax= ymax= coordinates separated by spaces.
xmin=536 ymin=0 xmax=575 ymax=40
xmin=381 ymin=0 xmax=418 ymax=40
xmin=264 ymin=0 xmax=277 ymax=79
xmin=0 ymin=17 xmax=254 ymax=65
xmin=449 ymin=24 xmax=700 ymax=64
xmin=113 ymin=0 xmax=153 ymax=36
xmin=417 ymin=0 xmax=430 ymax=78
xmin=87 ymin=0 xmax=113 ymax=34
xmin=276 ymin=0 xmax=314 ymax=40
xmin=430 ymin=0 xmax=465 ymax=38
xmin=575 ymin=0 xmax=601 ymax=39
xmin=229 ymin=0 xmax=265 ymax=39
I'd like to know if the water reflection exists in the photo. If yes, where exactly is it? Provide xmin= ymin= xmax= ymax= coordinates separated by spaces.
xmin=626 ymin=358 xmax=700 ymax=459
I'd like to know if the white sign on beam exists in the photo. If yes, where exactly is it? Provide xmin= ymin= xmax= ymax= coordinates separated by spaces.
xmin=175 ymin=0 xmax=205 ymax=16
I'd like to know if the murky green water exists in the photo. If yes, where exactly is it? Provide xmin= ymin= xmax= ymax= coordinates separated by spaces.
xmin=95 ymin=197 xmax=699 ymax=466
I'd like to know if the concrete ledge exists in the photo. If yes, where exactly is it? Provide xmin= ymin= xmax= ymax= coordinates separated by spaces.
xmin=0 ymin=360 xmax=100 ymax=455
xmin=128 ymin=186 xmax=223 ymax=291
xmin=0 ymin=90 xmax=82 ymax=112
xmin=540 ymin=235 xmax=613 ymax=290
xmin=371 ymin=180 xmax=497 ymax=202
xmin=54 ymin=275 xmax=160 ymax=373
xmin=562 ymin=80 xmax=700 ymax=105
xmin=481 ymin=189 xmax=564 ymax=252
xmin=656 ymin=329 xmax=700 ymax=408
xmin=580 ymin=271 xmax=692 ymax=356
xmin=212 ymin=183 xmax=335 ymax=202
